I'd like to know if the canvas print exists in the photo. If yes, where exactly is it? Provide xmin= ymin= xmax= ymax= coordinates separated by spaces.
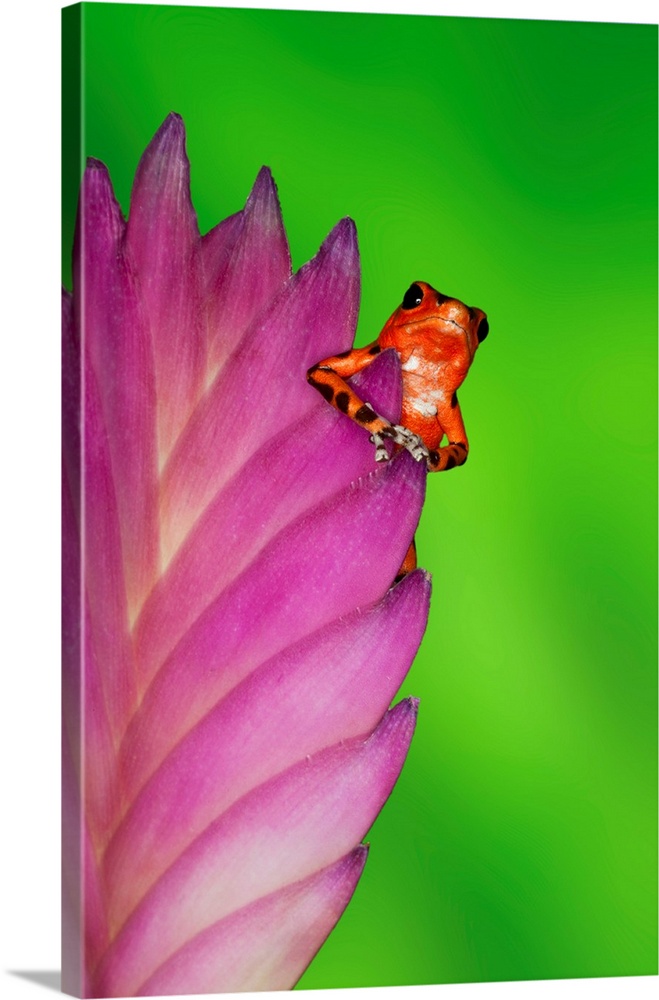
xmin=61 ymin=3 xmax=658 ymax=998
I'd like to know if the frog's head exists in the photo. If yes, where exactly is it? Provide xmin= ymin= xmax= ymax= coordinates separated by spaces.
xmin=395 ymin=281 xmax=488 ymax=365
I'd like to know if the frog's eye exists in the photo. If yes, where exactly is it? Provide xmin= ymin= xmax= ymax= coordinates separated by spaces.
xmin=402 ymin=283 xmax=424 ymax=309
xmin=477 ymin=317 xmax=489 ymax=343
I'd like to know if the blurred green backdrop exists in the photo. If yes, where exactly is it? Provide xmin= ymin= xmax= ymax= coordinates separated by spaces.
xmin=62 ymin=2 xmax=657 ymax=988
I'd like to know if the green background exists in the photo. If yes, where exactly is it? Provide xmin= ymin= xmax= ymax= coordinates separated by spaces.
xmin=62 ymin=2 xmax=658 ymax=988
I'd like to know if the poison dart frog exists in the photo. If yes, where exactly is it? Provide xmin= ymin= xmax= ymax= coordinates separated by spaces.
xmin=307 ymin=281 xmax=488 ymax=579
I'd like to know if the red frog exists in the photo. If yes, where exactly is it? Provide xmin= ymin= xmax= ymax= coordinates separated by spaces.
xmin=307 ymin=280 xmax=488 ymax=578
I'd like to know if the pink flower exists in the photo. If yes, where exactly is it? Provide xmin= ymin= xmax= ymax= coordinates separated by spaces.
xmin=62 ymin=113 xmax=430 ymax=997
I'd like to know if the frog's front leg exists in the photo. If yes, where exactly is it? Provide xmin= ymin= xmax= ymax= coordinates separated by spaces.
xmin=307 ymin=345 xmax=429 ymax=464
xmin=427 ymin=395 xmax=469 ymax=471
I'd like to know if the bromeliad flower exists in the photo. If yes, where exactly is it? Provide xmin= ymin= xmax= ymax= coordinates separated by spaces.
xmin=62 ymin=113 xmax=430 ymax=997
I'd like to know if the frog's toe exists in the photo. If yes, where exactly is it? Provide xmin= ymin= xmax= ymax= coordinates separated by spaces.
xmin=390 ymin=425 xmax=430 ymax=462
xmin=369 ymin=431 xmax=391 ymax=462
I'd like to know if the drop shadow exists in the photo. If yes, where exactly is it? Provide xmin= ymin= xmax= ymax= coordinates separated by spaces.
xmin=9 ymin=971 xmax=61 ymax=993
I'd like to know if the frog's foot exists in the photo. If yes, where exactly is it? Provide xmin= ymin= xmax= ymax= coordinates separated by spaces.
xmin=370 ymin=423 xmax=430 ymax=464
xmin=427 ymin=441 xmax=468 ymax=471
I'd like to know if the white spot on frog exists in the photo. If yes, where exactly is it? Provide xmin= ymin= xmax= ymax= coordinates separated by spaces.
xmin=409 ymin=396 xmax=438 ymax=418
xmin=401 ymin=354 xmax=421 ymax=372
xmin=408 ymin=384 xmax=447 ymax=419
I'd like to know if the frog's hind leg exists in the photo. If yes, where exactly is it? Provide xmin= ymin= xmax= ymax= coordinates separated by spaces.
xmin=394 ymin=538 xmax=417 ymax=584
xmin=428 ymin=441 xmax=468 ymax=471
xmin=308 ymin=347 xmax=430 ymax=466
xmin=307 ymin=345 xmax=392 ymax=440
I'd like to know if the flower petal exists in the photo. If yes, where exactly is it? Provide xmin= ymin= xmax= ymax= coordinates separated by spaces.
xmin=121 ymin=450 xmax=425 ymax=796
xmin=61 ymin=470 xmax=81 ymax=776
xmin=61 ymin=288 xmax=79 ymax=521
xmin=75 ymin=159 xmax=159 ymax=619
xmin=62 ymin=724 xmax=108 ymax=995
xmin=66 ymin=116 xmax=429 ymax=996
xmin=95 ymin=700 xmax=417 ymax=997
xmin=82 ymin=354 xmax=137 ymax=742
xmin=206 ymin=166 xmax=292 ymax=375
xmin=105 ymin=569 xmax=429 ymax=926
xmin=159 ymin=216 xmax=360 ymax=561
xmin=362 ymin=345 xmax=404 ymax=424
xmin=63 ymin=294 xmax=121 ymax=843
xmin=126 ymin=112 xmax=205 ymax=462
xmin=136 ymin=848 xmax=368 ymax=996
xmin=134 ymin=349 xmax=404 ymax=685
xmin=200 ymin=210 xmax=243 ymax=296
xmin=63 ymin=466 xmax=119 ymax=848
xmin=61 ymin=726 xmax=83 ymax=998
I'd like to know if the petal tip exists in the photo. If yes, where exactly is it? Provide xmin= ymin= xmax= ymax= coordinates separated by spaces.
xmin=325 ymin=216 xmax=358 ymax=258
xmin=84 ymin=156 xmax=109 ymax=176
xmin=379 ymin=695 xmax=419 ymax=738
xmin=340 ymin=844 xmax=369 ymax=881
xmin=246 ymin=165 xmax=284 ymax=222
xmin=155 ymin=111 xmax=187 ymax=145
xmin=350 ymin=348 xmax=402 ymax=424
xmin=133 ymin=114 xmax=189 ymax=191
xmin=254 ymin=164 xmax=274 ymax=186
xmin=80 ymin=158 xmax=120 ymax=214
xmin=391 ymin=566 xmax=432 ymax=602
xmin=394 ymin=695 xmax=420 ymax=721
xmin=374 ymin=345 xmax=402 ymax=371
xmin=352 ymin=843 xmax=369 ymax=862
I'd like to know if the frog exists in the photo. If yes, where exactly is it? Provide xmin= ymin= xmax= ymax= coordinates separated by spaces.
xmin=307 ymin=280 xmax=488 ymax=579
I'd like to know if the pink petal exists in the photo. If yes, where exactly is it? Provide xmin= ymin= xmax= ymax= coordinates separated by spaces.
xmin=82 ymin=604 xmax=125 ymax=850
xmin=105 ymin=570 xmax=429 ymax=926
xmin=63 ymin=301 xmax=119 ymax=844
xmin=136 ymin=848 xmax=368 ymax=996
xmin=94 ymin=700 xmax=417 ymax=997
xmin=66 ymin=116 xmax=428 ymax=995
xmin=159 ymin=216 xmax=360 ymax=561
xmin=62 ymin=469 xmax=117 ymax=847
xmin=121 ymin=450 xmax=425 ymax=796
xmin=82 ymin=354 xmax=137 ymax=741
xmin=134 ymin=349 xmax=404 ymax=685
xmin=126 ymin=113 xmax=206 ymax=461
xmin=200 ymin=210 xmax=243 ymax=297
xmin=61 ymin=469 xmax=81 ymax=778
xmin=62 ymin=725 xmax=108 ymax=996
xmin=61 ymin=726 xmax=83 ymax=998
xmin=61 ymin=288 xmax=79 ymax=523
xmin=359 ymin=345 xmax=404 ymax=423
xmin=75 ymin=159 xmax=159 ymax=619
xmin=206 ymin=166 xmax=292 ymax=374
